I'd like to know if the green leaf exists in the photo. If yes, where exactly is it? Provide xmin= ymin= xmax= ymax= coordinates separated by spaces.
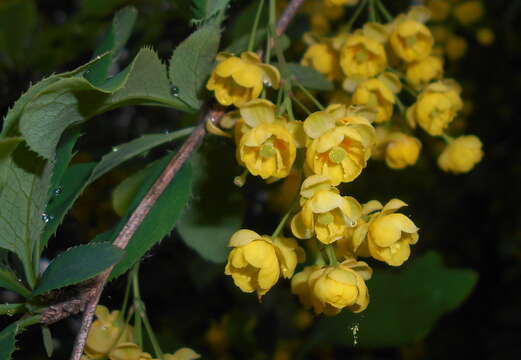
xmin=225 ymin=28 xmax=267 ymax=54
xmin=177 ymin=140 xmax=244 ymax=263
xmin=32 ymin=243 xmax=124 ymax=296
xmin=277 ymin=63 xmax=334 ymax=92
xmin=0 ymin=145 xmax=52 ymax=285
xmin=42 ymin=129 xmax=192 ymax=245
xmin=309 ymin=251 xmax=478 ymax=349
xmin=0 ymin=0 xmax=37 ymax=68
xmin=169 ymin=24 xmax=221 ymax=110
xmin=0 ymin=137 xmax=23 ymax=161
xmin=191 ymin=0 xmax=230 ymax=26
xmin=0 ymin=265 xmax=31 ymax=298
xmin=41 ymin=326 xmax=53 ymax=358
xmin=93 ymin=153 xmax=192 ymax=280
xmin=20 ymin=47 xmax=189 ymax=160
xmin=85 ymin=6 xmax=138 ymax=85
xmin=0 ymin=322 xmax=17 ymax=360
xmin=112 ymin=167 xmax=149 ymax=217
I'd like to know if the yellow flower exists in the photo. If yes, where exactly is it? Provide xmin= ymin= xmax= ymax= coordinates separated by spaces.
xmin=302 ymin=43 xmax=342 ymax=81
xmin=108 ymin=342 xmax=142 ymax=360
xmin=476 ymin=28 xmax=494 ymax=46
xmin=438 ymin=135 xmax=483 ymax=173
xmin=303 ymin=108 xmax=375 ymax=185
xmin=352 ymin=78 xmax=395 ymax=123
xmin=206 ymin=51 xmax=280 ymax=107
xmin=164 ymin=348 xmax=201 ymax=360
xmin=291 ymin=189 xmax=362 ymax=244
xmin=85 ymin=306 xmax=133 ymax=360
xmin=325 ymin=0 xmax=359 ymax=6
xmin=339 ymin=34 xmax=387 ymax=78
xmin=295 ymin=259 xmax=371 ymax=316
xmin=408 ymin=80 xmax=463 ymax=135
xmin=390 ymin=20 xmax=434 ymax=62
xmin=353 ymin=199 xmax=419 ymax=266
xmin=371 ymin=125 xmax=390 ymax=160
xmin=225 ymin=229 xmax=304 ymax=297
xmin=406 ymin=55 xmax=443 ymax=89
xmin=446 ymin=35 xmax=468 ymax=61
xmin=427 ymin=0 xmax=451 ymax=21
xmin=385 ymin=133 xmax=422 ymax=169
xmin=453 ymin=1 xmax=484 ymax=25
xmin=236 ymin=100 xmax=297 ymax=179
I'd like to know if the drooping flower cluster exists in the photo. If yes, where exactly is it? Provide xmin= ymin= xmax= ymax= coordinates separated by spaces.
xmin=201 ymin=0 xmax=486 ymax=318
xmin=299 ymin=4 xmax=483 ymax=174
xmin=82 ymin=306 xmax=200 ymax=360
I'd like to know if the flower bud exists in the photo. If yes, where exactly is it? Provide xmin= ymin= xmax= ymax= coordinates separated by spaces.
xmin=438 ymin=135 xmax=483 ymax=173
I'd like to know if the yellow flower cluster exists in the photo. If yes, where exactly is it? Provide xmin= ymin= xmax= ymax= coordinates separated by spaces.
xmin=83 ymin=306 xmax=200 ymax=360
xmin=204 ymin=0 xmax=484 ymax=318
xmin=298 ymin=5 xmax=483 ymax=174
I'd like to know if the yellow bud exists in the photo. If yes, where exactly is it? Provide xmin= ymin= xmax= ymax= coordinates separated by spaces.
xmin=453 ymin=1 xmax=484 ymax=25
xmin=390 ymin=20 xmax=434 ymax=62
xmin=385 ymin=133 xmax=422 ymax=169
xmin=438 ymin=135 xmax=483 ymax=174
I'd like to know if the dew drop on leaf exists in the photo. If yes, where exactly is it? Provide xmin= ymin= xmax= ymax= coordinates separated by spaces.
xmin=53 ymin=187 xmax=62 ymax=196
xmin=170 ymin=85 xmax=180 ymax=96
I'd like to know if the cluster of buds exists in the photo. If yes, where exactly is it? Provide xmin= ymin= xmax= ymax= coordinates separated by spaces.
xmin=82 ymin=306 xmax=199 ymax=360
xmin=203 ymin=0 xmax=482 ymax=317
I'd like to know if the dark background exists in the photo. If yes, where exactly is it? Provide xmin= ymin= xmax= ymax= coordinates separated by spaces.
xmin=1 ymin=0 xmax=520 ymax=359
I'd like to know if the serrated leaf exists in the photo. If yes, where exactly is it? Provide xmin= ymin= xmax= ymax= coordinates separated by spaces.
xmin=32 ymin=243 xmax=124 ymax=296
xmin=112 ymin=167 xmax=149 ymax=217
xmin=0 ymin=137 xmax=23 ymax=161
xmin=0 ymin=145 xmax=52 ymax=285
xmin=191 ymin=0 xmax=230 ymax=26
xmin=0 ymin=322 xmax=17 ymax=360
xmin=85 ymin=6 xmax=138 ymax=85
xmin=309 ymin=251 xmax=478 ymax=349
xmin=20 ymin=47 xmax=189 ymax=160
xmin=169 ymin=24 xmax=221 ymax=110
xmin=93 ymin=153 xmax=192 ymax=280
xmin=277 ymin=63 xmax=334 ymax=92
xmin=177 ymin=140 xmax=244 ymax=263
xmin=42 ymin=129 xmax=192 ymax=245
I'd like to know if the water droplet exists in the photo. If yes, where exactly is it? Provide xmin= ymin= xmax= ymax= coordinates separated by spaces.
xmin=53 ymin=187 xmax=62 ymax=196
xmin=350 ymin=322 xmax=359 ymax=345
xmin=41 ymin=213 xmax=50 ymax=223
xmin=170 ymin=85 xmax=179 ymax=96
xmin=112 ymin=147 xmax=119 ymax=152
xmin=6 ymin=310 xmax=14 ymax=316
xmin=263 ymin=79 xmax=272 ymax=86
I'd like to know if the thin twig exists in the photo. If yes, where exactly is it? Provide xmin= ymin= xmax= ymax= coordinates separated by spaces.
xmin=67 ymin=108 xmax=223 ymax=360
xmin=275 ymin=0 xmax=305 ymax=36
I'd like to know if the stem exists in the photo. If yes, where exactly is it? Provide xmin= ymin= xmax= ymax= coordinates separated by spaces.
xmin=294 ymin=81 xmax=324 ymax=110
xmin=275 ymin=0 xmax=305 ymax=36
xmin=368 ymin=0 xmax=377 ymax=22
xmin=132 ymin=266 xmax=143 ymax=348
xmin=17 ymin=314 xmax=42 ymax=329
xmin=346 ymin=0 xmax=369 ymax=32
xmin=325 ymin=245 xmax=339 ymax=266
xmin=272 ymin=197 xmax=300 ymax=238
xmin=141 ymin=308 xmax=164 ymax=360
xmin=375 ymin=0 xmax=393 ymax=22
xmin=402 ymin=83 xmax=418 ymax=98
xmin=290 ymin=93 xmax=312 ymax=115
xmin=22 ymin=254 xmax=37 ymax=290
xmin=247 ymin=0 xmax=265 ymax=52
xmin=395 ymin=96 xmax=406 ymax=114
xmin=441 ymin=133 xmax=454 ymax=144
xmin=68 ymin=108 xmax=224 ymax=360
xmin=284 ymin=83 xmax=296 ymax=122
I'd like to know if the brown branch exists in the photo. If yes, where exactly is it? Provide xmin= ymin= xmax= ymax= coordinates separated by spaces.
xmin=40 ymin=0 xmax=307 ymax=359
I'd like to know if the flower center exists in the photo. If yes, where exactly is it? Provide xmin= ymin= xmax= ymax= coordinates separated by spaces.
xmin=329 ymin=146 xmax=347 ymax=163
xmin=260 ymin=140 xmax=277 ymax=158
xmin=355 ymin=49 xmax=369 ymax=63
xmin=405 ymin=35 xmax=418 ymax=47
xmin=430 ymin=107 xmax=442 ymax=119
xmin=317 ymin=212 xmax=334 ymax=225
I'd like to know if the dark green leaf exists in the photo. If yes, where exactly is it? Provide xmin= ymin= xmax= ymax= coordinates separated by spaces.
xmin=309 ymin=251 xmax=478 ymax=349
xmin=0 ymin=322 xmax=17 ymax=360
xmin=0 ymin=266 xmax=31 ymax=298
xmin=191 ymin=0 xmax=230 ymax=26
xmin=20 ymin=47 xmax=190 ymax=160
xmin=49 ymin=127 xmax=82 ymax=198
xmin=277 ymin=63 xmax=334 ymax=92
xmin=33 ymin=243 xmax=124 ymax=296
xmin=169 ymin=24 xmax=221 ymax=110
xmin=225 ymin=29 xmax=267 ymax=55
xmin=93 ymin=153 xmax=192 ymax=280
xmin=0 ymin=138 xmax=23 ymax=161
xmin=86 ymin=6 xmax=138 ymax=85
xmin=177 ymin=140 xmax=244 ymax=263
xmin=0 ymin=145 xmax=51 ymax=281
xmin=42 ymin=129 xmax=192 ymax=245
